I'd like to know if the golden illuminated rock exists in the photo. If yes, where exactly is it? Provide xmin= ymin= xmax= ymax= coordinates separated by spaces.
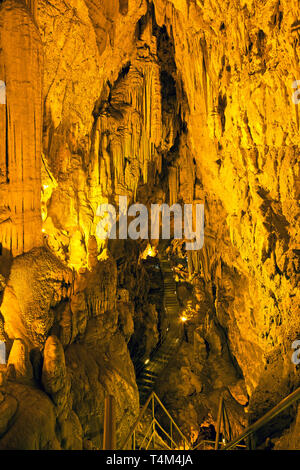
xmin=7 ymin=339 xmax=33 ymax=384
xmin=0 ymin=0 xmax=43 ymax=259
xmin=0 ymin=392 xmax=18 ymax=437
xmin=0 ymin=0 xmax=298 ymax=450
xmin=42 ymin=335 xmax=67 ymax=396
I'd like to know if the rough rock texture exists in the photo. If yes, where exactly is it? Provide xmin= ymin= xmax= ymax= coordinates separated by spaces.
xmin=0 ymin=0 xmax=299 ymax=450
xmin=0 ymin=0 xmax=43 ymax=262
xmin=150 ymin=0 xmax=300 ymax=445
xmin=0 ymin=246 xmax=139 ymax=448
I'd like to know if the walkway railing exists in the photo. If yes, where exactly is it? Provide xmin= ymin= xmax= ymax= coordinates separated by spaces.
xmin=111 ymin=386 xmax=300 ymax=450
xmin=125 ymin=252 xmax=300 ymax=451
xmin=224 ymin=386 xmax=300 ymax=450
xmin=214 ymin=391 xmax=232 ymax=449
xmin=134 ymin=254 xmax=184 ymax=404
xmin=121 ymin=392 xmax=191 ymax=450
xmin=193 ymin=440 xmax=246 ymax=450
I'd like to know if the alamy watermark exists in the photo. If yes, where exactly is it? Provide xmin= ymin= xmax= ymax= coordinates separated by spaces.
xmin=0 ymin=341 xmax=6 ymax=365
xmin=292 ymin=80 xmax=300 ymax=104
xmin=96 ymin=196 xmax=204 ymax=251
xmin=0 ymin=81 xmax=6 ymax=105
xmin=291 ymin=340 xmax=300 ymax=365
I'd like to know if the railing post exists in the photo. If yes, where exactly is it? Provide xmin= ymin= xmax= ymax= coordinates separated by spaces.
xmin=215 ymin=392 xmax=224 ymax=450
xmin=120 ymin=392 xmax=154 ymax=450
xmin=152 ymin=395 xmax=155 ymax=448
xmin=223 ymin=403 xmax=231 ymax=442
xmin=248 ymin=432 xmax=256 ymax=450
xmin=103 ymin=394 xmax=116 ymax=450
xmin=121 ymin=391 xmax=192 ymax=451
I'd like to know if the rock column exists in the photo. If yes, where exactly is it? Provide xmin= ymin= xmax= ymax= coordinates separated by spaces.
xmin=0 ymin=0 xmax=43 ymax=258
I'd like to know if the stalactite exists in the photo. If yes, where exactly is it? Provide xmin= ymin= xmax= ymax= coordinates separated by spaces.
xmin=93 ymin=43 xmax=163 ymax=198
xmin=168 ymin=166 xmax=178 ymax=206
xmin=25 ymin=0 xmax=37 ymax=20
xmin=86 ymin=273 xmax=117 ymax=318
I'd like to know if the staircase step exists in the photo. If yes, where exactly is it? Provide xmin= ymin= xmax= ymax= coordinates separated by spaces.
xmin=135 ymin=256 xmax=184 ymax=399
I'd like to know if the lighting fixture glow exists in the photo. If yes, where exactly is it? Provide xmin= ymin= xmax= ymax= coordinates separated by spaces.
xmin=42 ymin=228 xmax=46 ymax=233
xmin=144 ymin=359 xmax=150 ymax=365
xmin=180 ymin=315 xmax=188 ymax=322
xmin=141 ymin=243 xmax=157 ymax=259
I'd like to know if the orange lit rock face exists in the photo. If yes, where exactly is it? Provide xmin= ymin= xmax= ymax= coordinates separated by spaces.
xmin=154 ymin=0 xmax=300 ymax=399
xmin=0 ymin=0 xmax=299 ymax=450
xmin=0 ymin=1 xmax=43 ymax=260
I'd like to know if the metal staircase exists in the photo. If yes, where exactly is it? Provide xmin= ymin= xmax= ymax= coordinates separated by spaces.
xmin=118 ymin=253 xmax=300 ymax=451
xmin=121 ymin=392 xmax=191 ymax=450
xmin=136 ymin=254 xmax=184 ymax=404
xmin=119 ymin=254 xmax=191 ymax=450
xmin=119 ymin=386 xmax=300 ymax=451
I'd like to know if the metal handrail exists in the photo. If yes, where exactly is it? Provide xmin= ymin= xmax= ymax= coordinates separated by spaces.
xmin=133 ymin=328 xmax=177 ymax=378
xmin=154 ymin=418 xmax=179 ymax=449
xmin=214 ymin=393 xmax=224 ymax=449
xmin=121 ymin=255 xmax=187 ymax=450
xmin=139 ymin=419 xmax=156 ymax=450
xmin=121 ymin=391 xmax=191 ymax=450
xmin=153 ymin=392 xmax=190 ymax=448
xmin=192 ymin=440 xmax=246 ymax=450
xmin=224 ymin=386 xmax=300 ymax=450
xmin=134 ymin=254 xmax=184 ymax=407
xmin=121 ymin=383 xmax=300 ymax=451
xmin=132 ymin=254 xmax=182 ymax=379
xmin=121 ymin=393 xmax=154 ymax=449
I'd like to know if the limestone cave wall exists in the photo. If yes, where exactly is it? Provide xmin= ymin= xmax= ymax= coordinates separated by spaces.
xmin=0 ymin=0 xmax=299 ymax=450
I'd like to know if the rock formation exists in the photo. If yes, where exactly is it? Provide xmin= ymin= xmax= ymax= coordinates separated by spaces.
xmin=0 ymin=0 xmax=43 ymax=262
xmin=0 ymin=0 xmax=299 ymax=450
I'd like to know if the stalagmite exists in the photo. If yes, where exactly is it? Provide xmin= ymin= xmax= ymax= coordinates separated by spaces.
xmin=168 ymin=166 xmax=178 ymax=206
xmin=7 ymin=338 xmax=33 ymax=383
